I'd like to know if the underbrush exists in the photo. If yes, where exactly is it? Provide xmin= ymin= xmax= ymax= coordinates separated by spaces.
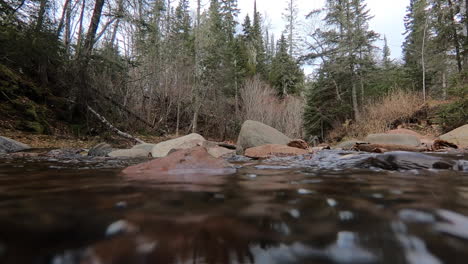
xmin=328 ymin=90 xmax=426 ymax=141
xmin=241 ymin=76 xmax=305 ymax=138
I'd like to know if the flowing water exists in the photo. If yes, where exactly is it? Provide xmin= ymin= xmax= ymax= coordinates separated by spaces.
xmin=0 ymin=150 xmax=468 ymax=264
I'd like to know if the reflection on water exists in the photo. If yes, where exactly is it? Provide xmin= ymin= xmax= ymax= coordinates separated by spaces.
xmin=0 ymin=152 xmax=467 ymax=264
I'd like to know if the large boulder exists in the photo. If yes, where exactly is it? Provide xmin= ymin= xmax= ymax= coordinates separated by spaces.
xmin=131 ymin=143 xmax=156 ymax=152
xmin=122 ymin=146 xmax=236 ymax=181
xmin=0 ymin=136 xmax=30 ymax=154
xmin=439 ymin=124 xmax=468 ymax=148
xmin=108 ymin=149 xmax=151 ymax=158
xmin=88 ymin=142 xmax=113 ymax=157
xmin=244 ymin=144 xmax=308 ymax=159
xmin=151 ymin=133 xmax=205 ymax=158
xmin=365 ymin=133 xmax=421 ymax=147
xmin=236 ymin=120 xmax=291 ymax=155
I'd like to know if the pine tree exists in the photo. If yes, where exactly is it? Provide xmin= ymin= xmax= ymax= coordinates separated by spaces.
xmin=269 ymin=34 xmax=304 ymax=96
xmin=304 ymin=0 xmax=378 ymax=138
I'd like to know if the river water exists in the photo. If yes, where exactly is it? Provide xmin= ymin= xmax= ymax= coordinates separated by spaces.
xmin=0 ymin=150 xmax=468 ymax=264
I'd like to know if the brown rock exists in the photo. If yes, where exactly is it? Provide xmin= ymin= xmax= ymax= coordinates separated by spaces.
xmin=287 ymin=139 xmax=309 ymax=149
xmin=244 ymin=144 xmax=308 ymax=159
xmin=121 ymin=147 xmax=236 ymax=182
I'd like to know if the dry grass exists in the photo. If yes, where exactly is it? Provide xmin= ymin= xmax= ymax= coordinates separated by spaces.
xmin=241 ymin=76 xmax=305 ymax=138
xmin=329 ymin=90 xmax=425 ymax=140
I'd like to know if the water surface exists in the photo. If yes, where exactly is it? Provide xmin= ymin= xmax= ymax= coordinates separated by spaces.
xmin=0 ymin=151 xmax=468 ymax=264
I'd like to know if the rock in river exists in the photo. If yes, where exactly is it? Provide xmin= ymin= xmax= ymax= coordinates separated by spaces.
xmin=236 ymin=120 xmax=291 ymax=155
xmin=0 ymin=136 xmax=30 ymax=154
xmin=439 ymin=124 xmax=468 ymax=148
xmin=151 ymin=133 xmax=205 ymax=158
xmin=122 ymin=146 xmax=236 ymax=181
xmin=365 ymin=133 xmax=421 ymax=147
xmin=108 ymin=149 xmax=151 ymax=158
xmin=88 ymin=142 xmax=113 ymax=157
xmin=245 ymin=144 xmax=308 ymax=159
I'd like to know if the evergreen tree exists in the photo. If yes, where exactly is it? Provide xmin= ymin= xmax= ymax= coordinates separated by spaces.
xmin=269 ymin=34 xmax=304 ymax=96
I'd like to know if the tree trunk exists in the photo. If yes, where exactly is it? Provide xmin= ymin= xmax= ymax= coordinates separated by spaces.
xmin=83 ymin=0 xmax=106 ymax=58
xmin=64 ymin=0 xmax=72 ymax=54
xmin=56 ymin=0 xmax=71 ymax=38
xmin=352 ymin=79 xmax=360 ymax=121
xmin=192 ymin=0 xmax=201 ymax=133
xmin=442 ymin=71 xmax=447 ymax=100
xmin=35 ymin=0 xmax=47 ymax=32
xmin=448 ymin=0 xmax=463 ymax=72
xmin=422 ymin=15 xmax=428 ymax=102
xmin=75 ymin=0 xmax=86 ymax=58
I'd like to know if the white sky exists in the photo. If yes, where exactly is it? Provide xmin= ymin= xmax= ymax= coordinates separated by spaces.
xmin=192 ymin=0 xmax=408 ymax=61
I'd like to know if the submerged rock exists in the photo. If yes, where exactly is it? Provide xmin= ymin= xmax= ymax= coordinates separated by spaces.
xmin=439 ymin=124 xmax=468 ymax=148
xmin=0 ymin=136 xmax=30 ymax=154
xmin=245 ymin=144 xmax=308 ymax=159
xmin=122 ymin=146 xmax=236 ymax=181
xmin=151 ymin=133 xmax=205 ymax=158
xmin=360 ymin=151 xmax=459 ymax=171
xmin=236 ymin=120 xmax=291 ymax=155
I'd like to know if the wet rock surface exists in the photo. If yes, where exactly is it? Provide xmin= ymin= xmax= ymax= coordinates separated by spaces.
xmin=245 ymin=144 xmax=308 ymax=159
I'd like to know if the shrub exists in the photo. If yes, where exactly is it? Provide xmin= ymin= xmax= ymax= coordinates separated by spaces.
xmin=436 ymin=98 xmax=468 ymax=133
xmin=241 ymin=76 xmax=305 ymax=138
xmin=328 ymin=90 xmax=425 ymax=140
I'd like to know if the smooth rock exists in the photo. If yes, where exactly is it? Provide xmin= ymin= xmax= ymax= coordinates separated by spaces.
xmin=151 ymin=133 xmax=205 ymax=158
xmin=386 ymin=128 xmax=426 ymax=139
xmin=0 ymin=136 xmax=30 ymax=154
xmin=88 ymin=142 xmax=113 ymax=157
xmin=335 ymin=140 xmax=367 ymax=150
xmin=236 ymin=120 xmax=291 ymax=155
xmin=244 ymin=144 xmax=308 ymax=159
xmin=122 ymin=147 xmax=235 ymax=181
xmin=131 ymin=143 xmax=156 ymax=153
xmin=108 ymin=149 xmax=151 ymax=158
xmin=207 ymin=146 xmax=236 ymax=158
xmin=439 ymin=124 xmax=468 ymax=148
xmin=365 ymin=133 xmax=421 ymax=147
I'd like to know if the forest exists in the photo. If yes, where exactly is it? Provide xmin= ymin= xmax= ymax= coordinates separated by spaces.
xmin=0 ymin=0 xmax=467 ymax=143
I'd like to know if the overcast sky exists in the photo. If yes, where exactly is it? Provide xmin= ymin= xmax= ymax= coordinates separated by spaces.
xmin=193 ymin=0 xmax=408 ymax=61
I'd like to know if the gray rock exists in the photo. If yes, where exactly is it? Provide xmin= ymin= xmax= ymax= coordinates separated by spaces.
xmin=108 ymin=149 xmax=151 ymax=158
xmin=439 ymin=124 xmax=468 ymax=148
xmin=365 ymin=133 xmax=421 ymax=147
xmin=151 ymin=133 xmax=205 ymax=158
xmin=236 ymin=120 xmax=291 ymax=155
xmin=88 ymin=142 xmax=113 ymax=157
xmin=0 ymin=136 xmax=30 ymax=154
xmin=335 ymin=140 xmax=367 ymax=150
xmin=132 ymin=143 xmax=156 ymax=153
xmin=207 ymin=146 xmax=236 ymax=158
